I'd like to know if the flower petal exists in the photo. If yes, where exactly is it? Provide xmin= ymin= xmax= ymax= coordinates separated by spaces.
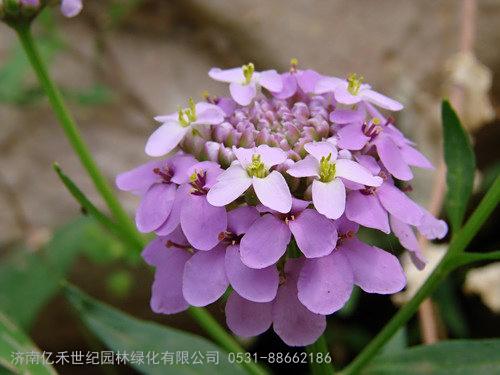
xmin=376 ymin=135 xmax=413 ymax=181
xmin=346 ymin=191 xmax=390 ymax=233
xmin=256 ymin=144 xmax=287 ymax=168
xmin=314 ymin=76 xmax=344 ymax=94
xmin=377 ymin=183 xmax=424 ymax=226
xmin=240 ymin=214 xmax=290 ymax=269
xmin=273 ymin=259 xmax=326 ymax=347
xmin=296 ymin=69 xmax=322 ymax=93
xmin=287 ymin=156 xmax=319 ymax=178
xmin=182 ymin=245 xmax=228 ymax=306
xmin=225 ymin=245 xmax=279 ymax=302
xmin=297 ymin=251 xmax=353 ymax=315
xmin=362 ymin=89 xmax=403 ymax=111
xmin=155 ymin=183 xmax=190 ymax=236
xmin=289 ymin=209 xmax=337 ymax=258
xmin=312 ymin=179 xmax=346 ymax=220
xmin=400 ymin=144 xmax=434 ymax=169
xmin=417 ymin=211 xmax=448 ymax=240
xmin=230 ymin=82 xmax=257 ymax=106
xmin=227 ymin=206 xmax=261 ymax=235
xmin=193 ymin=103 xmax=225 ymax=125
xmin=225 ymin=292 xmax=273 ymax=337
xmin=337 ymin=123 xmax=370 ymax=150
xmin=333 ymin=84 xmax=362 ymax=105
xmin=273 ymin=72 xmax=298 ymax=99
xmin=342 ymin=239 xmax=406 ymax=294
xmin=329 ymin=106 xmax=366 ymax=124
xmin=258 ymin=70 xmax=283 ymax=92
xmin=145 ymin=122 xmax=188 ymax=157
xmin=136 ymin=183 xmax=176 ymax=233
xmin=304 ymin=141 xmax=338 ymax=162
xmin=180 ymin=194 xmax=227 ymax=251
xmin=207 ymin=165 xmax=252 ymax=207
xmin=116 ymin=159 xmax=163 ymax=194
xmin=252 ymin=171 xmax=292 ymax=214
xmin=335 ymin=159 xmax=383 ymax=186
xmin=208 ymin=67 xmax=244 ymax=83
xmin=354 ymin=155 xmax=381 ymax=175
xmin=149 ymin=246 xmax=191 ymax=314
xmin=390 ymin=215 xmax=426 ymax=270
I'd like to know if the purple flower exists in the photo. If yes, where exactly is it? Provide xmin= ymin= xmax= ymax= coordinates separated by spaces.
xmin=207 ymin=145 xmax=292 ymax=213
xmin=272 ymin=61 xmax=322 ymax=99
xmin=146 ymin=100 xmax=225 ymax=157
xmin=315 ymin=73 xmax=403 ymax=111
xmin=142 ymin=228 xmax=192 ymax=314
xmin=239 ymin=199 xmax=338 ymax=269
xmin=116 ymin=154 xmax=197 ymax=233
xmin=209 ymin=64 xmax=282 ymax=105
xmin=183 ymin=206 xmax=280 ymax=306
xmin=60 ymin=0 xmax=82 ymax=18
xmin=297 ymin=216 xmax=406 ymax=314
xmin=179 ymin=161 xmax=227 ymax=250
xmin=225 ymin=259 xmax=326 ymax=347
xmin=287 ymin=141 xmax=382 ymax=219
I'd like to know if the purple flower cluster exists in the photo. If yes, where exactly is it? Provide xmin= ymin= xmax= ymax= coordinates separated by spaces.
xmin=117 ymin=61 xmax=447 ymax=346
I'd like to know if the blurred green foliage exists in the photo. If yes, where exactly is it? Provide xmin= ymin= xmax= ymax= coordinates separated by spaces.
xmin=0 ymin=312 xmax=57 ymax=374
xmin=64 ymin=285 xmax=248 ymax=375
xmin=0 ymin=217 xmax=126 ymax=330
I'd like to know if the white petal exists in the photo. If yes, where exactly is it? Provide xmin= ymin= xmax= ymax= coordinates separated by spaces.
xmin=207 ymin=165 xmax=252 ymax=206
xmin=312 ymin=179 xmax=346 ymax=219
xmin=335 ymin=159 xmax=382 ymax=186
xmin=145 ymin=122 xmax=188 ymax=157
xmin=252 ymin=171 xmax=292 ymax=213
xmin=286 ymin=156 xmax=319 ymax=178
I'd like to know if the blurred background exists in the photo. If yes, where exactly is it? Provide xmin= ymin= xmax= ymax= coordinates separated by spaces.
xmin=0 ymin=0 xmax=499 ymax=374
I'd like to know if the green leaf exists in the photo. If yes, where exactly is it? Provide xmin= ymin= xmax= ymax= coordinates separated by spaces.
xmin=64 ymin=285 xmax=247 ymax=375
xmin=0 ymin=218 xmax=124 ymax=329
xmin=441 ymin=100 xmax=476 ymax=233
xmin=0 ymin=311 xmax=57 ymax=374
xmin=363 ymin=339 xmax=500 ymax=374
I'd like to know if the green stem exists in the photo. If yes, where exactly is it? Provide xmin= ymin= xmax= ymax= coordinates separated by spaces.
xmin=14 ymin=22 xmax=143 ymax=250
xmin=456 ymin=250 xmax=500 ymax=266
xmin=342 ymin=175 xmax=500 ymax=375
xmin=306 ymin=335 xmax=334 ymax=375
xmin=14 ymin=22 xmax=260 ymax=374
xmin=188 ymin=307 xmax=268 ymax=375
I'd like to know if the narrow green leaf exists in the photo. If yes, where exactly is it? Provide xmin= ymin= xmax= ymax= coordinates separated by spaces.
xmin=0 ymin=311 xmax=57 ymax=374
xmin=441 ymin=100 xmax=476 ymax=233
xmin=363 ymin=339 xmax=500 ymax=374
xmin=53 ymin=163 xmax=121 ymax=237
xmin=64 ymin=285 xmax=247 ymax=375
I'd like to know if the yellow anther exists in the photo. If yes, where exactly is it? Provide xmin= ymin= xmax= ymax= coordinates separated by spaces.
xmin=242 ymin=63 xmax=255 ymax=85
xmin=347 ymin=73 xmax=364 ymax=96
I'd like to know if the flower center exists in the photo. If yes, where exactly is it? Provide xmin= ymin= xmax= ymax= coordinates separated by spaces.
xmin=218 ymin=230 xmax=243 ymax=245
xmin=242 ymin=63 xmax=255 ymax=85
xmin=318 ymin=153 xmax=336 ymax=182
xmin=246 ymin=154 xmax=269 ymax=178
xmin=189 ymin=169 xmax=208 ymax=195
xmin=290 ymin=57 xmax=298 ymax=73
xmin=347 ymin=73 xmax=363 ymax=95
xmin=362 ymin=117 xmax=382 ymax=138
xmin=153 ymin=166 xmax=173 ymax=183
xmin=178 ymin=98 xmax=197 ymax=126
